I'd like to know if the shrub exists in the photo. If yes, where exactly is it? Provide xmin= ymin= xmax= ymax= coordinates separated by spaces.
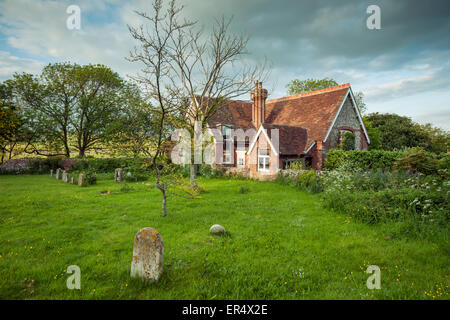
xmin=199 ymin=164 xmax=213 ymax=177
xmin=276 ymin=169 xmax=323 ymax=193
xmin=338 ymin=131 xmax=356 ymax=150
xmin=287 ymin=160 xmax=306 ymax=170
xmin=71 ymin=160 xmax=88 ymax=171
xmin=124 ymin=159 xmax=149 ymax=182
xmin=296 ymin=170 xmax=323 ymax=193
xmin=394 ymin=147 xmax=439 ymax=175
xmin=321 ymin=164 xmax=449 ymax=238
xmin=85 ymin=169 xmax=97 ymax=185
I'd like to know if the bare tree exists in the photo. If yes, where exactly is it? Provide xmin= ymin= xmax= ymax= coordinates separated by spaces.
xmin=170 ymin=15 xmax=267 ymax=190
xmin=127 ymin=0 xmax=196 ymax=216
xmin=128 ymin=0 xmax=266 ymax=214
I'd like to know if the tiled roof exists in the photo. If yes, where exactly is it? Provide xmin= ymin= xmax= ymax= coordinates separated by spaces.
xmin=208 ymin=83 xmax=350 ymax=153
xmin=265 ymin=85 xmax=350 ymax=149
xmin=262 ymin=123 xmax=308 ymax=155
xmin=208 ymin=100 xmax=254 ymax=131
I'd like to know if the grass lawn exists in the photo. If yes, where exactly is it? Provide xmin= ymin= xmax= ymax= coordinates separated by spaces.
xmin=0 ymin=174 xmax=448 ymax=299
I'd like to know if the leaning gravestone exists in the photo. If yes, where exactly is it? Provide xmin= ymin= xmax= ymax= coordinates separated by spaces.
xmin=115 ymin=168 xmax=123 ymax=183
xmin=55 ymin=168 xmax=61 ymax=180
xmin=130 ymin=227 xmax=164 ymax=283
xmin=62 ymin=170 xmax=68 ymax=182
xmin=78 ymin=173 xmax=85 ymax=187
xmin=50 ymin=169 xmax=53 ymax=177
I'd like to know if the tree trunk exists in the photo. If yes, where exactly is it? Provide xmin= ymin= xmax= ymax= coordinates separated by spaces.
xmin=190 ymin=163 xmax=198 ymax=190
xmin=63 ymin=126 xmax=70 ymax=157
xmin=161 ymin=188 xmax=167 ymax=217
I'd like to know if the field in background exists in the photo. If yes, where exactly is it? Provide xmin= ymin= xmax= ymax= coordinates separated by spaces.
xmin=0 ymin=175 xmax=448 ymax=299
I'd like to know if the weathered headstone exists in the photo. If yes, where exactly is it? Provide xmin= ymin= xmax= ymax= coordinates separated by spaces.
xmin=50 ymin=169 xmax=53 ymax=177
xmin=55 ymin=168 xmax=61 ymax=180
xmin=130 ymin=227 xmax=164 ymax=283
xmin=209 ymin=224 xmax=226 ymax=235
xmin=70 ymin=177 xmax=74 ymax=184
xmin=115 ymin=168 xmax=123 ymax=183
xmin=62 ymin=170 xmax=68 ymax=182
xmin=78 ymin=173 xmax=85 ymax=187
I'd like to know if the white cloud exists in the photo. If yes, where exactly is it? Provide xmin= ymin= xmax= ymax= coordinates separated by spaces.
xmin=365 ymin=67 xmax=450 ymax=102
xmin=0 ymin=0 xmax=140 ymax=79
xmin=0 ymin=51 xmax=44 ymax=80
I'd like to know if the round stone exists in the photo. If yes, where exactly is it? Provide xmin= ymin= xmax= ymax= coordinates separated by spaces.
xmin=209 ymin=224 xmax=226 ymax=235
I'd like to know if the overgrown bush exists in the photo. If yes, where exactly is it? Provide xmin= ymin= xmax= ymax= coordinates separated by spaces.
xmin=123 ymin=159 xmax=149 ymax=182
xmin=321 ymin=162 xmax=449 ymax=238
xmin=287 ymin=160 xmax=306 ymax=170
xmin=393 ymin=147 xmax=440 ymax=175
xmin=70 ymin=160 xmax=89 ymax=171
xmin=276 ymin=169 xmax=323 ymax=193
xmin=85 ymin=169 xmax=97 ymax=185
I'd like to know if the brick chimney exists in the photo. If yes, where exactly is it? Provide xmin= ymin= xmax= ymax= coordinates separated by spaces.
xmin=250 ymin=81 xmax=268 ymax=128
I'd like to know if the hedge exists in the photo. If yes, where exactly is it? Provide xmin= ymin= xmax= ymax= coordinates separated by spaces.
xmin=324 ymin=149 xmax=402 ymax=171
xmin=0 ymin=158 xmax=152 ymax=175
xmin=324 ymin=149 xmax=449 ymax=174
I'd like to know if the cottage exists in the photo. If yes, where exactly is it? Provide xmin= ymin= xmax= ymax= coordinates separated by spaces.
xmin=206 ymin=81 xmax=370 ymax=179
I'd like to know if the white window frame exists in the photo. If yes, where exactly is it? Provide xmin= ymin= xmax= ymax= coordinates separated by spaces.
xmin=222 ymin=124 xmax=233 ymax=164
xmin=236 ymin=151 xmax=246 ymax=168
xmin=258 ymin=149 xmax=270 ymax=172
xmin=223 ymin=150 xmax=232 ymax=164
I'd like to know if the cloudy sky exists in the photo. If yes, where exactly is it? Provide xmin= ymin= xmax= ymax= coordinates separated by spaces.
xmin=1 ymin=0 xmax=449 ymax=129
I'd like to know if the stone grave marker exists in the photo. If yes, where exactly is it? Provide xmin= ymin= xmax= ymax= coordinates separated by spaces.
xmin=62 ymin=170 xmax=68 ymax=182
xmin=130 ymin=227 xmax=164 ymax=283
xmin=78 ymin=173 xmax=85 ymax=187
xmin=115 ymin=168 xmax=123 ymax=183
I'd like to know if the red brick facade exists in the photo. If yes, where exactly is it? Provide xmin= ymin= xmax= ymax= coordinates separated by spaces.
xmin=208 ymin=82 xmax=370 ymax=178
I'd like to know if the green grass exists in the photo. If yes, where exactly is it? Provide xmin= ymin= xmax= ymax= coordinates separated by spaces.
xmin=0 ymin=175 xmax=448 ymax=299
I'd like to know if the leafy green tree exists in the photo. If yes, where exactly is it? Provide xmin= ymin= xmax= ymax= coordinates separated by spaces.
xmin=416 ymin=123 xmax=449 ymax=154
xmin=286 ymin=78 xmax=338 ymax=95
xmin=5 ymin=63 xmax=131 ymax=158
xmin=353 ymin=91 xmax=367 ymax=114
xmin=363 ymin=116 xmax=382 ymax=150
xmin=365 ymin=113 xmax=448 ymax=153
xmin=286 ymin=77 xmax=367 ymax=113
xmin=70 ymin=64 xmax=125 ymax=157
xmin=0 ymin=88 xmax=22 ymax=163
xmin=110 ymin=83 xmax=160 ymax=159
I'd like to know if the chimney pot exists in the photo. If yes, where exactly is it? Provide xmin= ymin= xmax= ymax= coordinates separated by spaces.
xmin=251 ymin=81 xmax=268 ymax=128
